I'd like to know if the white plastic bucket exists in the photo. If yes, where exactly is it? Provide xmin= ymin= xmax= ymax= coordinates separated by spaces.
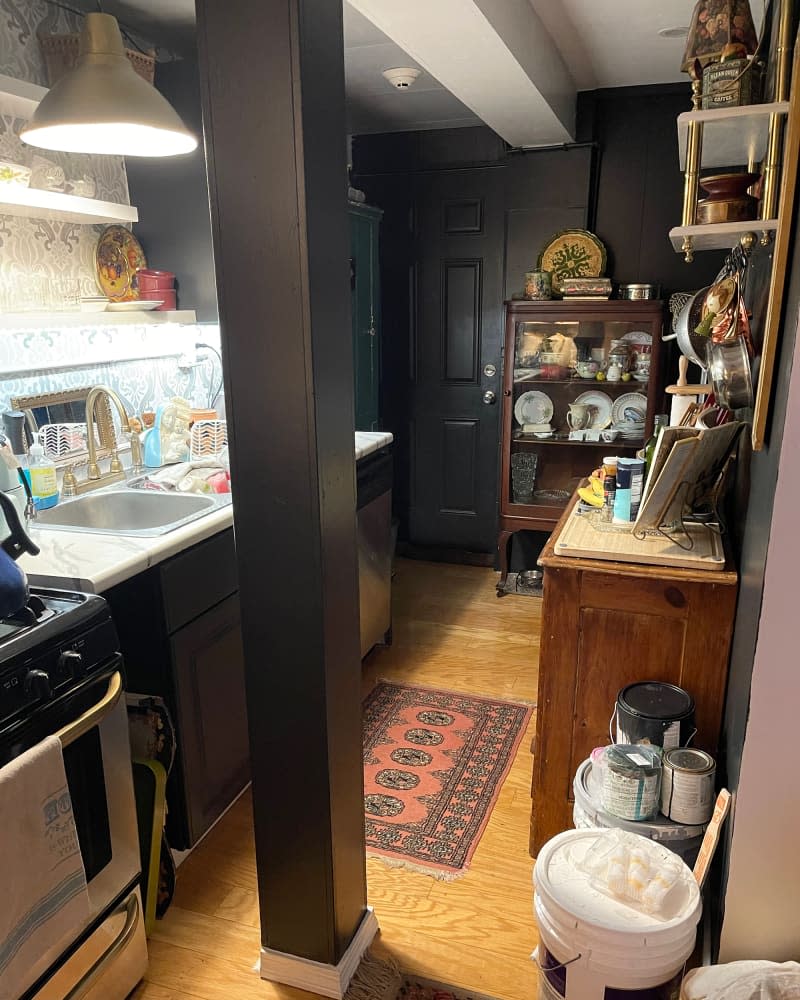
xmin=533 ymin=829 xmax=702 ymax=1000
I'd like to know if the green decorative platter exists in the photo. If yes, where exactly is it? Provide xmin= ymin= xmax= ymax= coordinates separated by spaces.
xmin=537 ymin=229 xmax=607 ymax=294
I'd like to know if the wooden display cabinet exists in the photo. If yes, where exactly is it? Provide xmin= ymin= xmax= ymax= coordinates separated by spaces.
xmin=529 ymin=499 xmax=738 ymax=857
xmin=497 ymin=300 xmax=664 ymax=593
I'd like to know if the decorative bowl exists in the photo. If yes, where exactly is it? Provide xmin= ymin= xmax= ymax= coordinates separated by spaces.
xmin=699 ymin=172 xmax=759 ymax=200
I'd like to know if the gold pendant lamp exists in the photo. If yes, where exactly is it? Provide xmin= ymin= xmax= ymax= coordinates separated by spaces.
xmin=21 ymin=12 xmax=197 ymax=157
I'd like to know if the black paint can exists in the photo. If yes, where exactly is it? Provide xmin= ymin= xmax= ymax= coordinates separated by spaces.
xmin=615 ymin=682 xmax=695 ymax=750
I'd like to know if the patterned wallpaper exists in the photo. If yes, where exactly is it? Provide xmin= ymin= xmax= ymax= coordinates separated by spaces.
xmin=0 ymin=0 xmax=132 ymax=311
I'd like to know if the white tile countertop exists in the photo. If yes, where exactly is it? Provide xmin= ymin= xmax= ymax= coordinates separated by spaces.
xmin=19 ymin=432 xmax=393 ymax=593
xmin=355 ymin=431 xmax=393 ymax=461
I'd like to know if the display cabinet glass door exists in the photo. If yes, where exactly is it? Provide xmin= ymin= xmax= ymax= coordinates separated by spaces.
xmin=507 ymin=316 xmax=657 ymax=519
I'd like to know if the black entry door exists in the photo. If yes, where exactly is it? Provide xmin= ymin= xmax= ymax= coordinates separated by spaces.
xmin=409 ymin=167 xmax=505 ymax=552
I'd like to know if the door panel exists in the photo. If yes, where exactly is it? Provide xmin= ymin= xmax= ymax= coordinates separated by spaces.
xmin=410 ymin=169 xmax=504 ymax=551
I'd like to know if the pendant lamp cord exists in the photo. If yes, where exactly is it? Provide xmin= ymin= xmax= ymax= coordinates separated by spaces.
xmin=43 ymin=0 xmax=161 ymax=58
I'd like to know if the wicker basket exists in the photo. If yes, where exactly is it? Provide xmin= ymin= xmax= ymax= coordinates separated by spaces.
xmin=37 ymin=32 xmax=156 ymax=86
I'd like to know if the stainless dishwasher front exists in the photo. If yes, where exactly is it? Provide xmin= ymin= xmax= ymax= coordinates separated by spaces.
xmin=356 ymin=447 xmax=393 ymax=657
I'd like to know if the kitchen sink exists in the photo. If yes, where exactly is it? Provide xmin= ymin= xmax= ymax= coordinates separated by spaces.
xmin=34 ymin=489 xmax=227 ymax=536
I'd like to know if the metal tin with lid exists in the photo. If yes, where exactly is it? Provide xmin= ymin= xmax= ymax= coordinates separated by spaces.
xmin=661 ymin=748 xmax=716 ymax=826
xmin=619 ymin=283 xmax=658 ymax=300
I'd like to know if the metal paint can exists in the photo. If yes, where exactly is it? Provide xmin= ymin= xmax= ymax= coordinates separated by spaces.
xmin=661 ymin=748 xmax=716 ymax=826
xmin=615 ymin=682 xmax=696 ymax=750
xmin=599 ymin=744 xmax=662 ymax=821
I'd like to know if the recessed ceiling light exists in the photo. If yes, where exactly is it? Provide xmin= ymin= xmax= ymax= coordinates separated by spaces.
xmin=658 ymin=26 xmax=690 ymax=38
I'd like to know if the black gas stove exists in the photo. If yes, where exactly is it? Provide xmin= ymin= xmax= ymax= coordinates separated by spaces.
xmin=0 ymin=588 xmax=120 ymax=734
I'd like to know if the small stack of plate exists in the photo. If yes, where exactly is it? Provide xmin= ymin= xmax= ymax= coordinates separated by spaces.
xmin=611 ymin=392 xmax=647 ymax=440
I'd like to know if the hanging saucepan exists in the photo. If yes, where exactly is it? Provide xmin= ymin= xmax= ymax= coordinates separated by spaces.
xmin=706 ymin=335 xmax=753 ymax=410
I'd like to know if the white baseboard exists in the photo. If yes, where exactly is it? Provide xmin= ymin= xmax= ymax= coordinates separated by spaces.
xmin=259 ymin=906 xmax=380 ymax=998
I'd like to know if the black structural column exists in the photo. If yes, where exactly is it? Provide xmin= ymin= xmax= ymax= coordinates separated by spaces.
xmin=196 ymin=0 xmax=367 ymax=965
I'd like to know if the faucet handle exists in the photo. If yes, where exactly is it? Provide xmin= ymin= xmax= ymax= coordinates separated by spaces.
xmin=62 ymin=466 xmax=78 ymax=498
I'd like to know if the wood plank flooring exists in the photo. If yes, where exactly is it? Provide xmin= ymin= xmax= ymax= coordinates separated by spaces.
xmin=133 ymin=559 xmax=541 ymax=1000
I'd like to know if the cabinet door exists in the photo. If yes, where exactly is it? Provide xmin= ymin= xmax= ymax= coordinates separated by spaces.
xmin=351 ymin=208 xmax=381 ymax=431
xmin=171 ymin=593 xmax=250 ymax=844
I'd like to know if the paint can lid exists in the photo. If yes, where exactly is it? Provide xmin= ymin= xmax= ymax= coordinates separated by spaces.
xmin=618 ymin=682 xmax=695 ymax=721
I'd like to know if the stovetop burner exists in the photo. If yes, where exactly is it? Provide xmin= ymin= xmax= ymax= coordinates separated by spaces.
xmin=0 ymin=587 xmax=120 ymax=734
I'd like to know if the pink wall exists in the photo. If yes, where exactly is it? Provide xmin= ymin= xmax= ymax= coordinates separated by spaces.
xmin=720 ymin=305 xmax=800 ymax=959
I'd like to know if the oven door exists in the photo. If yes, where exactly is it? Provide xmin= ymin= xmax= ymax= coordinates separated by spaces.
xmin=55 ymin=663 xmax=140 ymax=924
xmin=10 ymin=661 xmax=144 ymax=1000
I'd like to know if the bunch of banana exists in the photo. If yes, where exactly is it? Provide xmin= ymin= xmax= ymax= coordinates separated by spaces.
xmin=577 ymin=475 xmax=605 ymax=508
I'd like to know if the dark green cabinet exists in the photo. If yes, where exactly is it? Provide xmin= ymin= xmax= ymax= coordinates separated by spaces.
xmin=350 ymin=202 xmax=382 ymax=430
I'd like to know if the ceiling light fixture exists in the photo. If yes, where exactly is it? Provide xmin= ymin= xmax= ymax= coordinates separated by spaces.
xmin=21 ymin=13 xmax=197 ymax=158
xmin=658 ymin=26 xmax=690 ymax=38
xmin=382 ymin=68 xmax=421 ymax=90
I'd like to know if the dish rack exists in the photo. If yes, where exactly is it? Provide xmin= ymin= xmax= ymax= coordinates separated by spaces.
xmin=39 ymin=422 xmax=89 ymax=458
xmin=190 ymin=419 xmax=227 ymax=460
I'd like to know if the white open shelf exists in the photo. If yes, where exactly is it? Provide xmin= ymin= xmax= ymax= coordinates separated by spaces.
xmin=0 ymin=74 xmax=139 ymax=225
xmin=0 ymin=310 xmax=196 ymax=329
xmin=669 ymin=219 xmax=778 ymax=252
xmin=677 ymin=101 xmax=790 ymax=169
xmin=0 ymin=72 xmax=47 ymax=116
xmin=0 ymin=185 xmax=138 ymax=225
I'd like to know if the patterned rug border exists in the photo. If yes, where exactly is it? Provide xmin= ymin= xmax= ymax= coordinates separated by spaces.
xmin=375 ymin=677 xmax=537 ymax=710
xmin=364 ymin=680 xmax=534 ymax=880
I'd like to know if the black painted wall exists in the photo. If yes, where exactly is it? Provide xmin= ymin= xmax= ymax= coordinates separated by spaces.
xmin=126 ymin=55 xmax=219 ymax=322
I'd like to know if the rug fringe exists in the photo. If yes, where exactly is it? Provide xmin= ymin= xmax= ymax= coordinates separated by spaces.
xmin=375 ymin=677 xmax=537 ymax=710
xmin=367 ymin=850 xmax=467 ymax=882
xmin=345 ymin=950 xmax=401 ymax=1000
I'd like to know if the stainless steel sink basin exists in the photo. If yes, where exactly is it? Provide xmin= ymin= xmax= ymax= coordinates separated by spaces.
xmin=35 ymin=490 xmax=222 ymax=536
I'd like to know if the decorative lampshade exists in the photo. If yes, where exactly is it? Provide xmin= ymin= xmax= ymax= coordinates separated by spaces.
xmin=21 ymin=13 xmax=197 ymax=157
xmin=681 ymin=0 xmax=758 ymax=73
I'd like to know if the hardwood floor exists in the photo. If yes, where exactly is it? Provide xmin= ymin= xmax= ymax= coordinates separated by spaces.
xmin=133 ymin=559 xmax=541 ymax=1000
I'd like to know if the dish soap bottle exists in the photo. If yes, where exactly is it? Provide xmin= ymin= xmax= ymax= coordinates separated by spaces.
xmin=29 ymin=432 xmax=59 ymax=511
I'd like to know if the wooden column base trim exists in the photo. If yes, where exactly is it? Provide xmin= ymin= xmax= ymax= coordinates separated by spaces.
xmin=259 ymin=906 xmax=380 ymax=998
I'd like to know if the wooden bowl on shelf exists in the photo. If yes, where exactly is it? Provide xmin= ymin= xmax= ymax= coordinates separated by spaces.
xmin=699 ymin=172 xmax=759 ymax=200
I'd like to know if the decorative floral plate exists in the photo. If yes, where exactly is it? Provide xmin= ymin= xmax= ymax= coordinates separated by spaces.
xmin=96 ymin=225 xmax=147 ymax=301
xmin=514 ymin=390 xmax=554 ymax=427
xmin=573 ymin=390 xmax=613 ymax=429
xmin=537 ymin=229 xmax=607 ymax=294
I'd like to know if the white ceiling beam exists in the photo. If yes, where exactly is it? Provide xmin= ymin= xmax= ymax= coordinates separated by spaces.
xmin=346 ymin=0 xmax=575 ymax=146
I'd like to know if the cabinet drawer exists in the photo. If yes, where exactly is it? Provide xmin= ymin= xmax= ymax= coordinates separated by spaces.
xmin=161 ymin=528 xmax=238 ymax=633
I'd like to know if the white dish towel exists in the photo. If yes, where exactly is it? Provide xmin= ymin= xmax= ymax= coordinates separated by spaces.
xmin=0 ymin=735 xmax=90 ymax=1000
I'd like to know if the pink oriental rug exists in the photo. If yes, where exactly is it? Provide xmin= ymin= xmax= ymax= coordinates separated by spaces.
xmin=362 ymin=680 xmax=532 ymax=879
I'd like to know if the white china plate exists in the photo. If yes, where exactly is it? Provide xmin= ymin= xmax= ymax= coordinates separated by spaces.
xmin=514 ymin=390 xmax=554 ymax=427
xmin=573 ymin=390 xmax=612 ymax=429
xmin=107 ymin=300 xmax=163 ymax=312
xmin=621 ymin=331 xmax=653 ymax=345
xmin=612 ymin=392 xmax=648 ymax=426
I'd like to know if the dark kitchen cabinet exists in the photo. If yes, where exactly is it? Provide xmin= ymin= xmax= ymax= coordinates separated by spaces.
xmin=105 ymin=528 xmax=250 ymax=849
xmin=350 ymin=202 xmax=382 ymax=431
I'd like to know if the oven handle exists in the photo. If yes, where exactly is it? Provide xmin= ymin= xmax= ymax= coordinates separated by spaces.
xmin=63 ymin=893 xmax=139 ymax=1000
xmin=56 ymin=671 xmax=123 ymax=748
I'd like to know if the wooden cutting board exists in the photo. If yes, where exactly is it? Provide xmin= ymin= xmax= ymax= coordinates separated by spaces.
xmin=554 ymin=507 xmax=726 ymax=570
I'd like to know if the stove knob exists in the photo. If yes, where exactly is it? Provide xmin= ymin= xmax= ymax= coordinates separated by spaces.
xmin=58 ymin=649 xmax=84 ymax=679
xmin=24 ymin=669 xmax=52 ymax=701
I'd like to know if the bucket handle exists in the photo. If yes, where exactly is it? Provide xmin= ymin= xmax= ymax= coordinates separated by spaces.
xmin=533 ymin=949 xmax=582 ymax=973
xmin=609 ymin=704 xmax=617 ymax=745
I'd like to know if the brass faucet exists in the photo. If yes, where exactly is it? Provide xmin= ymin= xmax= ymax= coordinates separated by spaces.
xmin=62 ymin=385 xmax=143 ymax=496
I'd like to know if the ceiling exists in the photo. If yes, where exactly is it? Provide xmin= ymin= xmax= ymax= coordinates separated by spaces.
xmin=70 ymin=1 xmax=767 ymax=139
